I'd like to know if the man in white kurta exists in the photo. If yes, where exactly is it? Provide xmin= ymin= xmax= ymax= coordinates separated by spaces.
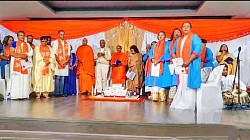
xmin=52 ymin=30 xmax=70 ymax=97
xmin=32 ymin=36 xmax=56 ymax=99
xmin=94 ymin=39 xmax=111 ymax=94
xmin=221 ymin=64 xmax=249 ymax=105
xmin=9 ymin=31 xmax=33 ymax=99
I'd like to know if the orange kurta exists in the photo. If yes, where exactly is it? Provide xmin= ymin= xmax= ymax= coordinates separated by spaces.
xmin=76 ymin=45 xmax=95 ymax=94
xmin=110 ymin=52 xmax=128 ymax=85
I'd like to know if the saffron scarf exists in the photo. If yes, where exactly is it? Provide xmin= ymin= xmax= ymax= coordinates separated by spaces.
xmin=169 ymin=38 xmax=176 ymax=55
xmin=57 ymin=39 xmax=69 ymax=69
xmin=40 ymin=45 xmax=51 ymax=75
xmin=4 ymin=45 xmax=10 ymax=59
xmin=13 ymin=41 xmax=29 ymax=74
xmin=145 ymin=40 xmax=165 ymax=77
xmin=176 ymin=33 xmax=194 ymax=74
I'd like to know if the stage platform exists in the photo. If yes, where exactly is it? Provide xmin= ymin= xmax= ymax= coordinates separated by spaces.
xmin=0 ymin=95 xmax=249 ymax=139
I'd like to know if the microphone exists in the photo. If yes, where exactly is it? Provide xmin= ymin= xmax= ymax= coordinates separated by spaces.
xmin=238 ymin=46 xmax=241 ymax=52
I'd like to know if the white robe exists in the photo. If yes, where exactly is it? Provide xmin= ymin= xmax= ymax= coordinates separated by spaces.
xmin=9 ymin=42 xmax=33 ymax=99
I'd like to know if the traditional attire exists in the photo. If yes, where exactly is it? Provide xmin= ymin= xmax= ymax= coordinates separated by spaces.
xmin=216 ymin=52 xmax=236 ymax=75
xmin=110 ymin=52 xmax=128 ymax=85
xmin=52 ymin=39 xmax=70 ymax=96
xmin=0 ymin=45 xmax=10 ymax=79
xmin=76 ymin=45 xmax=95 ymax=94
xmin=10 ymin=41 xmax=33 ymax=99
xmin=221 ymin=75 xmax=249 ymax=105
xmin=32 ymin=45 xmax=56 ymax=93
xmin=170 ymin=33 xmax=202 ymax=110
xmin=94 ymin=47 xmax=111 ymax=93
xmin=64 ymin=52 xmax=78 ymax=95
xmin=127 ymin=53 xmax=143 ymax=93
xmin=145 ymin=40 xmax=173 ymax=101
xmin=142 ymin=52 xmax=151 ymax=96
xmin=201 ymin=46 xmax=214 ymax=69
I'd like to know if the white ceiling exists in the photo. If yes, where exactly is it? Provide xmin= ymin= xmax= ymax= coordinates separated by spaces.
xmin=0 ymin=1 xmax=250 ymax=20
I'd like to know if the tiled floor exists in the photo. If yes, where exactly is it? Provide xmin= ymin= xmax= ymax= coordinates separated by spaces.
xmin=0 ymin=95 xmax=249 ymax=129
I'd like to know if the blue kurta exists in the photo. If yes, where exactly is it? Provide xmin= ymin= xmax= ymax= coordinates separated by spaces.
xmin=173 ymin=34 xmax=202 ymax=89
xmin=63 ymin=53 xmax=77 ymax=95
xmin=147 ymin=41 xmax=173 ymax=88
xmin=0 ymin=45 xmax=10 ymax=79
xmin=204 ymin=47 xmax=214 ymax=68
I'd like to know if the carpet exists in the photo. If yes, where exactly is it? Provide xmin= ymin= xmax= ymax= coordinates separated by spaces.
xmin=81 ymin=96 xmax=145 ymax=103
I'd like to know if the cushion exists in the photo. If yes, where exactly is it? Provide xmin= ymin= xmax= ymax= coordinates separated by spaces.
xmin=206 ymin=65 xmax=225 ymax=85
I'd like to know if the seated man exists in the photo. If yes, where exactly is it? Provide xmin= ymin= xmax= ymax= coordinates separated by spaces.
xmin=221 ymin=64 xmax=249 ymax=105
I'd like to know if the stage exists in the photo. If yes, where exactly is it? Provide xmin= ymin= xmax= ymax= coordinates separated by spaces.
xmin=0 ymin=95 xmax=249 ymax=139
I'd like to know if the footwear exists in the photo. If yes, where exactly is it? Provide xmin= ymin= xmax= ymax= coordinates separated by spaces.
xmin=152 ymin=92 xmax=159 ymax=102
xmin=159 ymin=91 xmax=166 ymax=102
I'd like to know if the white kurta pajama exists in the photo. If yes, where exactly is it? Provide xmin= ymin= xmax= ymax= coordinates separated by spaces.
xmin=94 ymin=47 xmax=111 ymax=93
xmin=10 ymin=42 xmax=33 ymax=99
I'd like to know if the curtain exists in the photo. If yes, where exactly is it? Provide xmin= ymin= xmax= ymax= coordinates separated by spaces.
xmin=128 ymin=18 xmax=250 ymax=42
xmin=1 ymin=18 xmax=250 ymax=42
xmin=0 ymin=19 xmax=123 ymax=40
xmin=104 ymin=21 xmax=145 ymax=55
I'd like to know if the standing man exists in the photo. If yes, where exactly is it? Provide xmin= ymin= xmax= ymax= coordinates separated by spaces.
xmin=94 ymin=39 xmax=111 ymax=95
xmin=27 ymin=35 xmax=36 ymax=50
xmin=110 ymin=45 xmax=128 ymax=86
xmin=9 ymin=31 xmax=33 ymax=99
xmin=170 ymin=22 xmax=202 ymax=110
xmin=32 ymin=36 xmax=56 ymax=99
xmin=47 ymin=36 xmax=52 ymax=46
xmin=76 ymin=38 xmax=95 ymax=96
xmin=52 ymin=30 xmax=70 ymax=97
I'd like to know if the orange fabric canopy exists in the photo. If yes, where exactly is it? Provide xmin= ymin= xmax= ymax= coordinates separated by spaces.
xmin=0 ymin=19 xmax=124 ymax=40
xmin=1 ymin=18 xmax=250 ymax=42
xmin=128 ymin=18 xmax=250 ymax=42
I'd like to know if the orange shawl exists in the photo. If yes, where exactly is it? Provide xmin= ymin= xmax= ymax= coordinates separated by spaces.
xmin=13 ymin=41 xmax=29 ymax=74
xmin=4 ymin=45 xmax=10 ymax=58
xmin=200 ymin=46 xmax=206 ymax=62
xmin=57 ymin=39 xmax=69 ymax=69
xmin=145 ymin=40 xmax=165 ymax=77
xmin=176 ymin=33 xmax=194 ymax=62
xmin=169 ymin=38 xmax=176 ymax=55
xmin=40 ymin=45 xmax=51 ymax=75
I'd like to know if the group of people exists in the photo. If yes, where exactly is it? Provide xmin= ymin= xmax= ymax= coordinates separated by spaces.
xmin=0 ymin=21 xmax=248 ymax=110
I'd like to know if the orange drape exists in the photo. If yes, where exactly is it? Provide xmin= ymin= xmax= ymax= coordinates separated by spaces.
xmin=1 ymin=18 xmax=250 ymax=42
xmin=0 ymin=19 xmax=124 ymax=40
xmin=128 ymin=18 xmax=250 ymax=42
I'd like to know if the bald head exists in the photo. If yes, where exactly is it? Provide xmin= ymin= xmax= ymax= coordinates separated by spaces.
xmin=82 ymin=38 xmax=88 ymax=46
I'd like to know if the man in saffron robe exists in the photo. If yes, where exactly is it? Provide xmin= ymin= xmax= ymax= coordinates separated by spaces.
xmin=52 ymin=30 xmax=70 ymax=97
xmin=32 ymin=36 xmax=56 ymax=99
xmin=200 ymin=39 xmax=214 ymax=69
xmin=76 ymin=38 xmax=95 ymax=96
xmin=170 ymin=22 xmax=202 ymax=110
xmin=9 ymin=31 xmax=33 ymax=99
xmin=110 ymin=45 xmax=128 ymax=86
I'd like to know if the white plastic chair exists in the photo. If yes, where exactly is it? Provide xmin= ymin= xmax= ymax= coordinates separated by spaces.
xmin=197 ymin=65 xmax=225 ymax=113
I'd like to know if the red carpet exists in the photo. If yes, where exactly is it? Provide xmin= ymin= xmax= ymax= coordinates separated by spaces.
xmin=81 ymin=96 xmax=145 ymax=103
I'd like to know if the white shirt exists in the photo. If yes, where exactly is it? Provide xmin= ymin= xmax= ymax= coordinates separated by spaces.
xmin=51 ymin=39 xmax=70 ymax=76
xmin=94 ymin=47 xmax=111 ymax=65
xmin=221 ymin=75 xmax=246 ymax=92
xmin=180 ymin=36 xmax=188 ymax=57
